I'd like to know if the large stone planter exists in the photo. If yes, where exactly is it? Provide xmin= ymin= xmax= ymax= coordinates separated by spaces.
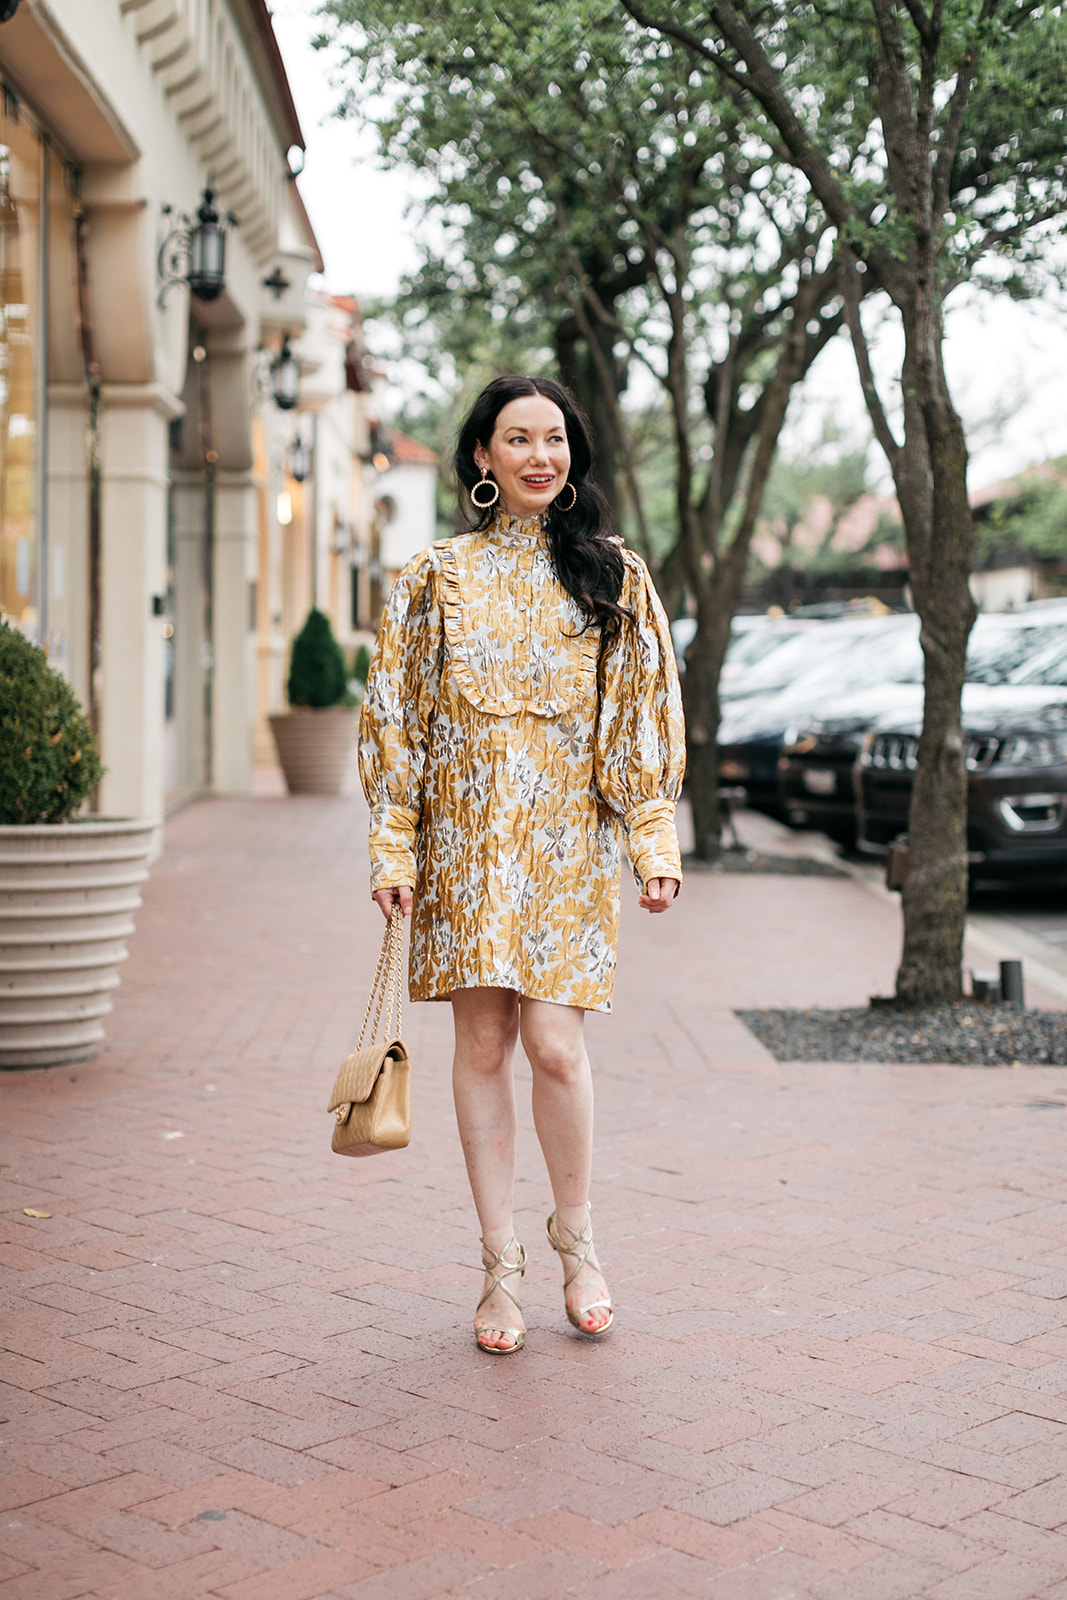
xmin=269 ymin=707 xmax=357 ymax=795
xmin=0 ymin=818 xmax=157 ymax=1069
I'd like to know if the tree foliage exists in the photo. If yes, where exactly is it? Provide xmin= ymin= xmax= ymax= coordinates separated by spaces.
xmin=621 ymin=0 xmax=1067 ymax=1003
xmin=979 ymin=464 xmax=1067 ymax=562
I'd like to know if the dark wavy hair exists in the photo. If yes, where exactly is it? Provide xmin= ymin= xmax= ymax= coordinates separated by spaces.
xmin=454 ymin=375 xmax=629 ymax=641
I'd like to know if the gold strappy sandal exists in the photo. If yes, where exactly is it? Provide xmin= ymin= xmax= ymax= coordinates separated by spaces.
xmin=546 ymin=1206 xmax=614 ymax=1337
xmin=474 ymin=1236 xmax=526 ymax=1354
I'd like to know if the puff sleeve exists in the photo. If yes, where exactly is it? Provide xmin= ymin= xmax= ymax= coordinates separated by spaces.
xmin=358 ymin=549 xmax=443 ymax=893
xmin=594 ymin=552 xmax=686 ymax=889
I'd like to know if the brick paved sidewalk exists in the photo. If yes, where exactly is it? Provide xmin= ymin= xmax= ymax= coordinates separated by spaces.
xmin=3 ymin=787 xmax=1067 ymax=1600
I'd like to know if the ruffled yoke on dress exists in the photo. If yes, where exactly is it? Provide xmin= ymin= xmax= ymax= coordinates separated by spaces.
xmin=358 ymin=511 xmax=685 ymax=1012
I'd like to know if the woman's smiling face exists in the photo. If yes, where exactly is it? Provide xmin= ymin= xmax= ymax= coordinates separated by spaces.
xmin=473 ymin=395 xmax=571 ymax=519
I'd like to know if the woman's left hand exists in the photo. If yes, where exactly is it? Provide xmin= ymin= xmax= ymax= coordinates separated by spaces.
xmin=640 ymin=877 xmax=680 ymax=914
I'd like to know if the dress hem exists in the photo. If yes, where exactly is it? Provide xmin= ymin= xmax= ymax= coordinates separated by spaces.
xmin=409 ymin=977 xmax=612 ymax=1015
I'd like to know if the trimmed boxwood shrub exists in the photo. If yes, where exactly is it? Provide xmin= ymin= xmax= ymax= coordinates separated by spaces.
xmin=287 ymin=607 xmax=348 ymax=708
xmin=352 ymin=642 xmax=372 ymax=686
xmin=0 ymin=621 xmax=104 ymax=823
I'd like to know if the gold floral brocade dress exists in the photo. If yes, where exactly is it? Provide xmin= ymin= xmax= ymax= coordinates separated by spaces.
xmin=358 ymin=512 xmax=686 ymax=1013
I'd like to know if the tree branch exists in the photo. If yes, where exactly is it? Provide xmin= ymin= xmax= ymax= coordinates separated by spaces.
xmin=543 ymin=179 xmax=658 ymax=564
xmin=899 ymin=0 xmax=935 ymax=45
xmin=840 ymin=247 xmax=903 ymax=470
xmin=619 ymin=0 xmax=860 ymax=243
xmin=932 ymin=0 xmax=1002 ymax=217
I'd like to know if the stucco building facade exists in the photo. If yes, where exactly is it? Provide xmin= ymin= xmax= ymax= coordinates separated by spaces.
xmin=0 ymin=0 xmax=373 ymax=822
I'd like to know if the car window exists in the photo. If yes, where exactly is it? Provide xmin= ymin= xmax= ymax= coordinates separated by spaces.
xmin=967 ymin=619 xmax=1067 ymax=684
xmin=1006 ymin=627 xmax=1067 ymax=687
xmin=732 ymin=625 xmax=875 ymax=691
xmin=781 ymin=620 xmax=923 ymax=693
xmin=723 ymin=627 xmax=811 ymax=673
xmin=728 ymin=630 xmax=791 ymax=667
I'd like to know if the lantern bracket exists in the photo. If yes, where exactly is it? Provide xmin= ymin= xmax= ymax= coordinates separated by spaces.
xmin=157 ymin=187 xmax=237 ymax=309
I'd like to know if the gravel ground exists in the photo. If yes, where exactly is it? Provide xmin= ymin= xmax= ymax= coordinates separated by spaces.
xmin=737 ymin=1004 xmax=1067 ymax=1065
xmin=683 ymin=849 xmax=849 ymax=877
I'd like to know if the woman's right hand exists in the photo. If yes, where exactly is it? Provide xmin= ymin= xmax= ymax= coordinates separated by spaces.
xmin=373 ymin=886 xmax=414 ymax=921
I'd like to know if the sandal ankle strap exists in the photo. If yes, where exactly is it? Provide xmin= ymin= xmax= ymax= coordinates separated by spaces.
xmin=546 ymin=1207 xmax=595 ymax=1293
xmin=477 ymin=1235 xmax=526 ymax=1318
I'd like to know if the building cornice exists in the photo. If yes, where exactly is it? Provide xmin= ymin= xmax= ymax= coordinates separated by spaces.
xmin=234 ymin=0 xmax=305 ymax=154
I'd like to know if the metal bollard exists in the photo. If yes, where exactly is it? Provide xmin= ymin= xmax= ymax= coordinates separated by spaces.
xmin=999 ymin=960 xmax=1025 ymax=1009
xmin=885 ymin=835 xmax=909 ymax=891
xmin=970 ymin=971 xmax=1001 ymax=1004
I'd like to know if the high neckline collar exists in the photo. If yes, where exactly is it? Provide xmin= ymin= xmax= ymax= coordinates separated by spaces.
xmin=488 ymin=510 xmax=545 ymax=543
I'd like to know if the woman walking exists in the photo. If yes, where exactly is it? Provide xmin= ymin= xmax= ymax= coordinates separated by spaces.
xmin=359 ymin=375 xmax=684 ymax=1352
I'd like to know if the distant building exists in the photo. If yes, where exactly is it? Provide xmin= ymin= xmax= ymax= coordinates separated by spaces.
xmin=969 ymin=463 xmax=1067 ymax=611
xmin=359 ymin=427 xmax=439 ymax=627
xmin=378 ymin=430 xmax=439 ymax=577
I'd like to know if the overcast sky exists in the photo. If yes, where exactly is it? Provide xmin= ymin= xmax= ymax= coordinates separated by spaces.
xmin=269 ymin=0 xmax=1067 ymax=491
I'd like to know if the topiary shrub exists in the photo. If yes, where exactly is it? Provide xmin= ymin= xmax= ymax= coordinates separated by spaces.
xmin=0 ymin=621 xmax=104 ymax=824
xmin=352 ymin=642 xmax=372 ymax=686
xmin=286 ymin=607 xmax=348 ymax=708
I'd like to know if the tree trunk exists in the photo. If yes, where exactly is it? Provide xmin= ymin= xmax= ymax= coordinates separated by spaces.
xmin=555 ymin=306 xmax=622 ymax=519
xmin=682 ymin=602 xmax=731 ymax=859
xmin=894 ymin=326 xmax=977 ymax=1005
xmin=682 ymin=283 xmax=837 ymax=856
xmin=683 ymin=542 xmax=751 ymax=858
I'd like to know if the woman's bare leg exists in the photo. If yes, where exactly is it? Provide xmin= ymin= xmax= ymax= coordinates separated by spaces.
xmin=519 ymin=998 xmax=611 ymax=1333
xmin=450 ymin=987 xmax=523 ymax=1350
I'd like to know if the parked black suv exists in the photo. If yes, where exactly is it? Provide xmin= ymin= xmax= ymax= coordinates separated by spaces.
xmin=780 ymin=607 xmax=1067 ymax=847
xmin=717 ymin=614 xmax=920 ymax=814
xmin=857 ymin=629 xmax=1067 ymax=879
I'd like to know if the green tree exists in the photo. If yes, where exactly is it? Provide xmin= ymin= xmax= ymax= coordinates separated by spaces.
xmin=622 ymin=0 xmax=1067 ymax=1003
xmin=979 ymin=464 xmax=1067 ymax=563
xmin=317 ymin=0 xmax=852 ymax=851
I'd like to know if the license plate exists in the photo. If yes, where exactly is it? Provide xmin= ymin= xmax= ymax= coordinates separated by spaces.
xmin=802 ymin=768 xmax=837 ymax=796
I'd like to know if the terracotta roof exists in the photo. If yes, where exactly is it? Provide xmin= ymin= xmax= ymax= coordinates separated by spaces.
xmin=391 ymin=430 xmax=439 ymax=466
xmin=969 ymin=460 xmax=1065 ymax=511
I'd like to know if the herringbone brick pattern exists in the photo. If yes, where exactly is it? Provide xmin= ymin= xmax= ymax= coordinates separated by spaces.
xmin=2 ymin=784 xmax=1066 ymax=1599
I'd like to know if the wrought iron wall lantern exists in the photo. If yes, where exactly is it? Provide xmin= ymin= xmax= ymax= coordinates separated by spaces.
xmin=289 ymin=434 xmax=310 ymax=483
xmin=158 ymin=187 xmax=236 ymax=308
xmin=271 ymin=334 xmax=300 ymax=410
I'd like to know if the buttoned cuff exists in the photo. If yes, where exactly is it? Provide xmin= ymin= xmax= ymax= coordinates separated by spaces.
xmin=368 ymin=802 xmax=420 ymax=893
xmin=624 ymin=798 xmax=683 ymax=890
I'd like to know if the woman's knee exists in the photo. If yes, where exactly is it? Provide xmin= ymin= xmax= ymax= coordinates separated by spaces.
xmin=457 ymin=1027 xmax=514 ymax=1078
xmin=521 ymin=1001 xmax=588 ymax=1088
xmin=526 ymin=1034 xmax=587 ymax=1088
xmin=452 ymin=991 xmax=518 ymax=1076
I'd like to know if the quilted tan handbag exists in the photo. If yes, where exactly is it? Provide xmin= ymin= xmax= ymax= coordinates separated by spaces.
xmin=328 ymin=906 xmax=410 ymax=1157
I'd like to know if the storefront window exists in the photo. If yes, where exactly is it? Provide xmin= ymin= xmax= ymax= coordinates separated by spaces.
xmin=0 ymin=92 xmax=40 ymax=640
xmin=0 ymin=85 xmax=88 ymax=688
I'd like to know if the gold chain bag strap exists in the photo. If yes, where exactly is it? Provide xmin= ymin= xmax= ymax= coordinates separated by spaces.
xmin=327 ymin=906 xmax=410 ymax=1157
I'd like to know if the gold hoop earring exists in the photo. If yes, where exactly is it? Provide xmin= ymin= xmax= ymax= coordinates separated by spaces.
xmin=556 ymin=482 xmax=577 ymax=512
xmin=470 ymin=468 xmax=500 ymax=509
